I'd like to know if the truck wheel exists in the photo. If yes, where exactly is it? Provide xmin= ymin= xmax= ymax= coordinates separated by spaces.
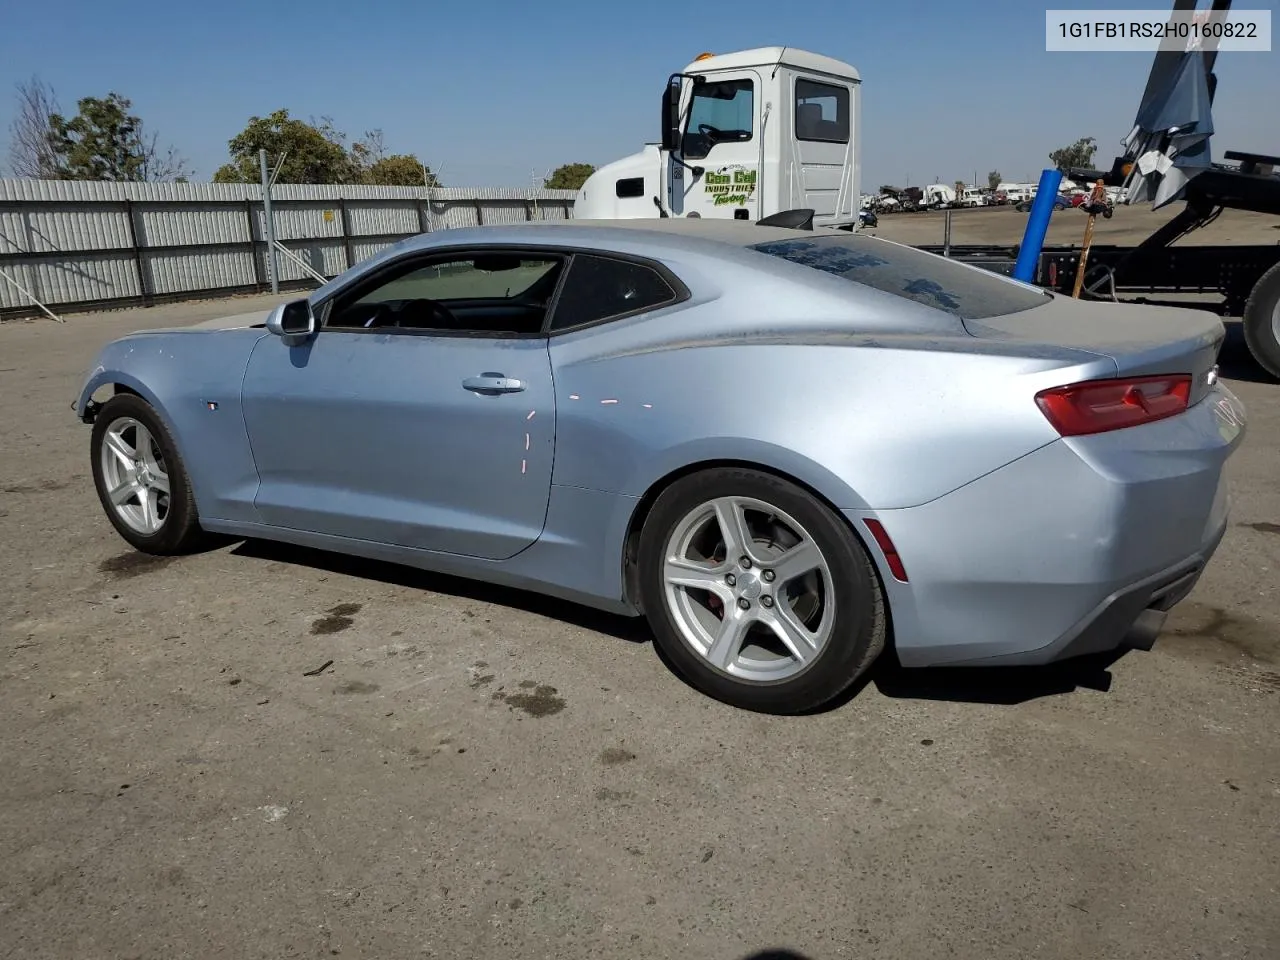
xmin=1242 ymin=262 xmax=1280 ymax=381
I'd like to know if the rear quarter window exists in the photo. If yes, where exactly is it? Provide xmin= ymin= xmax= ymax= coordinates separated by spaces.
xmin=750 ymin=236 xmax=1050 ymax=320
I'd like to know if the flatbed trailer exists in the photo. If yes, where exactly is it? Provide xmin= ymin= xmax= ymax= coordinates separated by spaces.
xmin=917 ymin=237 xmax=1280 ymax=320
xmin=916 ymin=145 xmax=1280 ymax=379
xmin=913 ymin=0 xmax=1280 ymax=380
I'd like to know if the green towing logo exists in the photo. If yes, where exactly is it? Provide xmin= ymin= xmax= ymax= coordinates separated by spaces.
xmin=704 ymin=166 xmax=757 ymax=206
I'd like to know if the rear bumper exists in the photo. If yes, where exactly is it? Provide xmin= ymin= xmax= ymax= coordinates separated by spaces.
xmin=850 ymin=384 xmax=1244 ymax=668
xmin=959 ymin=518 xmax=1223 ymax=666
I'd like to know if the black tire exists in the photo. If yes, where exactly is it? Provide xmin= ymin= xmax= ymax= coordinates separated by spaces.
xmin=1242 ymin=261 xmax=1280 ymax=381
xmin=90 ymin=393 xmax=208 ymax=554
xmin=637 ymin=467 xmax=887 ymax=714
xmin=1101 ymin=206 xmax=1113 ymax=219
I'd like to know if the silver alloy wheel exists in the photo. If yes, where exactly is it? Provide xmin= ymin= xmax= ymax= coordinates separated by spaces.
xmin=99 ymin=417 xmax=171 ymax=535
xmin=662 ymin=495 xmax=835 ymax=682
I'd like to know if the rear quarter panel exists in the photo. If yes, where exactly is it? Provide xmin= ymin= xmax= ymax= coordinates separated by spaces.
xmin=547 ymin=304 xmax=1111 ymax=511
xmin=77 ymin=329 xmax=266 ymax=523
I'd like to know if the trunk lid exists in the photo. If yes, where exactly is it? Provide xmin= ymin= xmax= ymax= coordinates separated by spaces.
xmin=963 ymin=295 xmax=1224 ymax=405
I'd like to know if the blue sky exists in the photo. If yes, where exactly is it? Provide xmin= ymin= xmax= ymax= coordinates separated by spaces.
xmin=1 ymin=0 xmax=1277 ymax=188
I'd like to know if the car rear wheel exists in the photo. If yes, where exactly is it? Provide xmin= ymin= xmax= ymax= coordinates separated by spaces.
xmin=638 ymin=468 xmax=887 ymax=714
xmin=90 ymin=393 xmax=207 ymax=554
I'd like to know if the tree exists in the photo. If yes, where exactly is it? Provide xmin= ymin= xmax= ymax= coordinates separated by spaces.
xmin=363 ymin=155 xmax=440 ymax=186
xmin=987 ymin=170 xmax=1002 ymax=190
xmin=1049 ymin=137 xmax=1097 ymax=173
xmin=9 ymin=84 xmax=191 ymax=181
xmin=214 ymin=109 xmax=358 ymax=184
xmin=7 ymin=76 xmax=62 ymax=178
xmin=214 ymin=115 xmax=438 ymax=186
xmin=544 ymin=163 xmax=595 ymax=190
xmin=350 ymin=129 xmax=439 ymax=186
xmin=48 ymin=93 xmax=191 ymax=181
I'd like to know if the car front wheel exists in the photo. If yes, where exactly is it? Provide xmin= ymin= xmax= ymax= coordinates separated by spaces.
xmin=638 ymin=468 xmax=887 ymax=714
xmin=90 ymin=393 xmax=207 ymax=554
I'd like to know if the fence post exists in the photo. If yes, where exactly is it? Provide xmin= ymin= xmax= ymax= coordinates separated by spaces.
xmin=417 ymin=199 xmax=429 ymax=234
xmin=260 ymin=149 xmax=279 ymax=294
xmin=338 ymin=197 xmax=355 ymax=271
xmin=473 ymin=199 xmax=485 ymax=226
xmin=123 ymin=198 xmax=150 ymax=305
xmin=245 ymin=199 xmax=264 ymax=288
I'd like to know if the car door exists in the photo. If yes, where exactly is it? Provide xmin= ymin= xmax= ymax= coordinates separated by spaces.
xmin=240 ymin=248 xmax=564 ymax=561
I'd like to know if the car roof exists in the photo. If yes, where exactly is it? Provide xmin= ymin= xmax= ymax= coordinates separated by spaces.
xmin=308 ymin=218 xmax=853 ymax=306
xmin=391 ymin=217 xmax=821 ymax=256
xmin=538 ymin=217 xmax=818 ymax=245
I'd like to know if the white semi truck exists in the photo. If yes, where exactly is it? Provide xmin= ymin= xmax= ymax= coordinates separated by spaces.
xmin=573 ymin=47 xmax=861 ymax=229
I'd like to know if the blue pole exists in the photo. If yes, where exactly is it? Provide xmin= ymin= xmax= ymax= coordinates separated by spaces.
xmin=1012 ymin=168 xmax=1063 ymax=283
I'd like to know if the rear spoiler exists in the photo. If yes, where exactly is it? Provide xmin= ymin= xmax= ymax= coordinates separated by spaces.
xmin=756 ymin=208 xmax=815 ymax=230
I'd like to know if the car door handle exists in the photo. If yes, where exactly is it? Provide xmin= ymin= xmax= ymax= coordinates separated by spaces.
xmin=462 ymin=374 xmax=525 ymax=394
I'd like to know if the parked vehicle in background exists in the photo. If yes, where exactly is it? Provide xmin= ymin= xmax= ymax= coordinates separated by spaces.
xmin=1015 ymin=193 xmax=1072 ymax=212
xmin=75 ymin=218 xmax=1246 ymax=714
xmin=961 ymin=188 xmax=987 ymax=207
xmin=575 ymin=47 xmax=862 ymax=228
xmin=920 ymin=184 xmax=956 ymax=209
xmin=858 ymin=208 xmax=879 ymax=227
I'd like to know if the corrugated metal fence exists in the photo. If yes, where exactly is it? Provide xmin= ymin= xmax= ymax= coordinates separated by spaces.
xmin=0 ymin=179 xmax=579 ymax=319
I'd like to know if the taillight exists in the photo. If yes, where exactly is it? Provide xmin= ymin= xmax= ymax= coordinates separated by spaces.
xmin=1035 ymin=374 xmax=1192 ymax=436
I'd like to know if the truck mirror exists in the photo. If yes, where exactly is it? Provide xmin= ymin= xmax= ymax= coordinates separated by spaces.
xmin=661 ymin=75 xmax=682 ymax=152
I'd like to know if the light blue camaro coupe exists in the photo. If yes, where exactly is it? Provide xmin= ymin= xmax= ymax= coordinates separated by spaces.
xmin=76 ymin=219 xmax=1247 ymax=713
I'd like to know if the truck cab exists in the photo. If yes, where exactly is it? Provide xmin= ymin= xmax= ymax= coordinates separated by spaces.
xmin=574 ymin=47 xmax=862 ymax=228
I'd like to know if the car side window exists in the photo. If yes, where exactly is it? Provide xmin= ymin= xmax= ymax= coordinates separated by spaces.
xmin=548 ymin=255 xmax=679 ymax=332
xmin=324 ymin=253 xmax=565 ymax=336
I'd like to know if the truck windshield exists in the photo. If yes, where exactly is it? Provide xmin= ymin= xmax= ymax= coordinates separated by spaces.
xmin=750 ymin=236 xmax=1051 ymax=320
xmin=683 ymin=79 xmax=754 ymax=160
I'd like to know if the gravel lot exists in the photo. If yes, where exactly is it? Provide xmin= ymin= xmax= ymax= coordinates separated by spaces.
xmin=2 ymin=293 xmax=1278 ymax=960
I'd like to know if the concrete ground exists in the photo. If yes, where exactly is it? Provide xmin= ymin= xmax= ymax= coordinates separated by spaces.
xmin=1 ymin=293 xmax=1278 ymax=960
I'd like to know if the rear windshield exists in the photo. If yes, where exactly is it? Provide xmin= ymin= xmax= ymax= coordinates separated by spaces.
xmin=750 ymin=236 xmax=1050 ymax=320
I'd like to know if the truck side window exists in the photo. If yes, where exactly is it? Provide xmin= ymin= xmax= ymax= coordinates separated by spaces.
xmin=683 ymin=79 xmax=754 ymax=160
xmin=795 ymin=79 xmax=850 ymax=144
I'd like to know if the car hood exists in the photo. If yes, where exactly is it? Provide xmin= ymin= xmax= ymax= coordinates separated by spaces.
xmin=129 ymin=307 xmax=273 ymax=336
xmin=185 ymin=308 xmax=272 ymax=331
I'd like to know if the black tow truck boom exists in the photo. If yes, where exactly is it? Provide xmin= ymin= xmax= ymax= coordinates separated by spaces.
xmin=919 ymin=0 xmax=1280 ymax=379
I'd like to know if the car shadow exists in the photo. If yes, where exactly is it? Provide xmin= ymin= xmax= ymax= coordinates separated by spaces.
xmin=864 ymin=649 xmax=1122 ymax=706
xmin=227 ymin=538 xmax=652 ymax=645
xmin=230 ymin=538 xmax=1127 ymax=711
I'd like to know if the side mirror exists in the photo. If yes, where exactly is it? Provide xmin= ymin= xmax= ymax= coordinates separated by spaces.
xmin=265 ymin=298 xmax=316 ymax=338
xmin=661 ymin=75 xmax=683 ymax=152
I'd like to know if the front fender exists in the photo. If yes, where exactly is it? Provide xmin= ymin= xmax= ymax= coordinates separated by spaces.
xmin=73 ymin=329 xmax=267 ymax=524
xmin=75 ymin=362 xmax=169 ymax=423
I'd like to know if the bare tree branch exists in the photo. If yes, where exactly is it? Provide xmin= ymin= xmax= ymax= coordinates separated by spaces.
xmin=7 ymin=75 xmax=63 ymax=178
xmin=137 ymin=125 xmax=194 ymax=182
